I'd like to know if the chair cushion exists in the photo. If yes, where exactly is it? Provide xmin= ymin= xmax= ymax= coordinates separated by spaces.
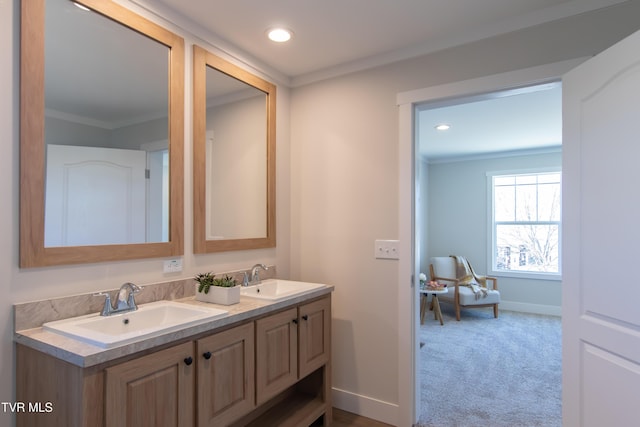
xmin=443 ymin=286 xmax=501 ymax=306
xmin=431 ymin=256 xmax=500 ymax=306
xmin=430 ymin=257 xmax=456 ymax=279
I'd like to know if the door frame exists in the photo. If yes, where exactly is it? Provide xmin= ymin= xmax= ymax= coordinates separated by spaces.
xmin=396 ymin=57 xmax=586 ymax=426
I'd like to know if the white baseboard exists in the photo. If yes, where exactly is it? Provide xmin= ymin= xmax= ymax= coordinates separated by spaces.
xmin=499 ymin=301 xmax=561 ymax=316
xmin=332 ymin=387 xmax=398 ymax=426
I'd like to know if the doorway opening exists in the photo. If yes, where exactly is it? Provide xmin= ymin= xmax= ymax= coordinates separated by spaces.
xmin=415 ymin=81 xmax=562 ymax=299
xmin=414 ymin=83 xmax=562 ymax=426
xmin=395 ymin=58 xmax=584 ymax=427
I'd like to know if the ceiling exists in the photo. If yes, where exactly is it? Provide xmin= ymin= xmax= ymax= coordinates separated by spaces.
xmin=418 ymin=82 xmax=562 ymax=161
xmin=142 ymin=0 xmax=626 ymax=83
xmin=46 ymin=0 xmax=625 ymax=157
xmin=134 ymin=0 xmax=620 ymax=159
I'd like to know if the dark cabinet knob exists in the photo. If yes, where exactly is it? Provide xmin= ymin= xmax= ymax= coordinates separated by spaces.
xmin=184 ymin=356 xmax=193 ymax=366
xmin=203 ymin=351 xmax=212 ymax=360
xmin=302 ymin=315 xmax=309 ymax=321
xmin=292 ymin=318 xmax=298 ymax=324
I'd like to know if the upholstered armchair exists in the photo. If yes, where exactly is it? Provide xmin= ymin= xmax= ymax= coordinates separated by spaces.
xmin=429 ymin=256 xmax=500 ymax=321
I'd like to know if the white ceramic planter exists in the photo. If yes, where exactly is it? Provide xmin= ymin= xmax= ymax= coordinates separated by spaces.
xmin=195 ymin=284 xmax=240 ymax=305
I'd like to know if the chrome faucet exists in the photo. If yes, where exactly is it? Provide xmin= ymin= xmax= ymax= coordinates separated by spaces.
xmin=98 ymin=282 xmax=142 ymax=316
xmin=241 ymin=271 xmax=250 ymax=286
xmin=246 ymin=263 xmax=268 ymax=285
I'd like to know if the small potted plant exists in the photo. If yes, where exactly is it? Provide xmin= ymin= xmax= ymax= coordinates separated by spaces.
xmin=419 ymin=273 xmax=427 ymax=289
xmin=194 ymin=272 xmax=240 ymax=305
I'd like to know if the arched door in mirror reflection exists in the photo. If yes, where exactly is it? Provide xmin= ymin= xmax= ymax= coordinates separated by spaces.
xmin=44 ymin=0 xmax=169 ymax=246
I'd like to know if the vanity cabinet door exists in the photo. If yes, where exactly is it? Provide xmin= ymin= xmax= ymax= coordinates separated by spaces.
xmin=299 ymin=296 xmax=331 ymax=379
xmin=196 ymin=322 xmax=255 ymax=426
xmin=105 ymin=342 xmax=195 ymax=427
xmin=255 ymin=307 xmax=298 ymax=405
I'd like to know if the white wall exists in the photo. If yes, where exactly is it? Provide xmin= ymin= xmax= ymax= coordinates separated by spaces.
xmin=45 ymin=116 xmax=113 ymax=147
xmin=46 ymin=116 xmax=169 ymax=150
xmin=417 ymin=157 xmax=429 ymax=284
xmin=291 ymin=73 xmax=402 ymax=414
xmin=4 ymin=0 xmax=640 ymax=426
xmin=425 ymin=151 xmax=562 ymax=313
xmin=1 ymin=0 xmax=18 ymax=419
xmin=205 ymin=96 xmax=266 ymax=239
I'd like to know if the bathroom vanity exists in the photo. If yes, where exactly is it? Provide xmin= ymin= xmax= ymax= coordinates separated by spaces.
xmin=14 ymin=281 xmax=333 ymax=427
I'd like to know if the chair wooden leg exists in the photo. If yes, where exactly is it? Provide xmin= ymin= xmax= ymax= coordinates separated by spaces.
xmin=455 ymin=303 xmax=461 ymax=321
xmin=493 ymin=304 xmax=499 ymax=318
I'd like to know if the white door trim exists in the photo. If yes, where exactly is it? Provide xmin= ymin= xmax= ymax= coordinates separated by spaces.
xmin=396 ymin=57 xmax=586 ymax=426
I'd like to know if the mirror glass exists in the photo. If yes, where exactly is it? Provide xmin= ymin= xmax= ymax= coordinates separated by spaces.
xmin=193 ymin=46 xmax=276 ymax=253
xmin=20 ymin=0 xmax=184 ymax=267
xmin=205 ymin=66 xmax=267 ymax=240
xmin=44 ymin=0 xmax=169 ymax=246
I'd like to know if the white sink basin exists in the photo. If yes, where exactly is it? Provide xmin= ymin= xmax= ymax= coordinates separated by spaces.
xmin=43 ymin=300 xmax=228 ymax=348
xmin=240 ymin=279 xmax=326 ymax=301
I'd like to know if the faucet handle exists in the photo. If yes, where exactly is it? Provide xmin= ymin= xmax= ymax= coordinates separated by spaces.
xmin=94 ymin=292 xmax=113 ymax=316
xmin=126 ymin=284 xmax=143 ymax=310
xmin=115 ymin=283 xmax=142 ymax=310
xmin=242 ymin=271 xmax=250 ymax=286
xmin=250 ymin=263 xmax=268 ymax=283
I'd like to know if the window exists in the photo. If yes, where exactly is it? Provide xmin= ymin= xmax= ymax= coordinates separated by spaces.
xmin=489 ymin=170 xmax=561 ymax=279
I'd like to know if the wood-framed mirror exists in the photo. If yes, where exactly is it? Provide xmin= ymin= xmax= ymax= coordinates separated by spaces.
xmin=193 ymin=45 xmax=276 ymax=253
xmin=20 ymin=0 xmax=184 ymax=267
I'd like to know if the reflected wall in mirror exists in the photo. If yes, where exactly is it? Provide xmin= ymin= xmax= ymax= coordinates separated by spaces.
xmin=20 ymin=0 xmax=184 ymax=267
xmin=193 ymin=45 xmax=276 ymax=253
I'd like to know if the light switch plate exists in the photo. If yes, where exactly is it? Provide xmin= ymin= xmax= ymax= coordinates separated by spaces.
xmin=375 ymin=239 xmax=400 ymax=259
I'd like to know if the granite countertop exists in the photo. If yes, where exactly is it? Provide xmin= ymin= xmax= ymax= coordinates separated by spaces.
xmin=14 ymin=286 xmax=333 ymax=368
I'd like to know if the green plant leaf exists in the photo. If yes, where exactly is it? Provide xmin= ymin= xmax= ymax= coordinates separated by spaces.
xmin=195 ymin=272 xmax=237 ymax=291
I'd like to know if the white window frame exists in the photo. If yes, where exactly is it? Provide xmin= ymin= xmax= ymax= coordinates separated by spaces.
xmin=487 ymin=168 xmax=562 ymax=281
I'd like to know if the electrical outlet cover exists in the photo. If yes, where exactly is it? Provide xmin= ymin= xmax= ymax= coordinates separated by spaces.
xmin=163 ymin=259 xmax=183 ymax=273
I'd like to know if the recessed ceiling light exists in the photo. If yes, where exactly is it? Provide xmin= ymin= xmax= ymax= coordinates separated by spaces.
xmin=435 ymin=124 xmax=451 ymax=131
xmin=73 ymin=2 xmax=90 ymax=11
xmin=267 ymin=28 xmax=293 ymax=43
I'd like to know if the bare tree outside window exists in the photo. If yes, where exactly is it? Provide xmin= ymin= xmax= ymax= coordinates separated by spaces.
xmin=492 ymin=172 xmax=561 ymax=275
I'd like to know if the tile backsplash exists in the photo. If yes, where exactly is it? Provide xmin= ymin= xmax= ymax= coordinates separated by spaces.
xmin=14 ymin=266 xmax=275 ymax=331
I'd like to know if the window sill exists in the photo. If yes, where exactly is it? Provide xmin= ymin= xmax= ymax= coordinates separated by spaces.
xmin=490 ymin=270 xmax=562 ymax=281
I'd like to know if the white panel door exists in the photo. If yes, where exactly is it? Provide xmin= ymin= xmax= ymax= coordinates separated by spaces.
xmin=563 ymin=30 xmax=640 ymax=427
xmin=45 ymin=144 xmax=146 ymax=246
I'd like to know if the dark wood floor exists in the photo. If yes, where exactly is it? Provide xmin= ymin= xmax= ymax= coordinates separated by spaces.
xmin=332 ymin=408 xmax=394 ymax=427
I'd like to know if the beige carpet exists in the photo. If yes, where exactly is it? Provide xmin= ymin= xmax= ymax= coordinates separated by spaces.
xmin=417 ymin=304 xmax=561 ymax=427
